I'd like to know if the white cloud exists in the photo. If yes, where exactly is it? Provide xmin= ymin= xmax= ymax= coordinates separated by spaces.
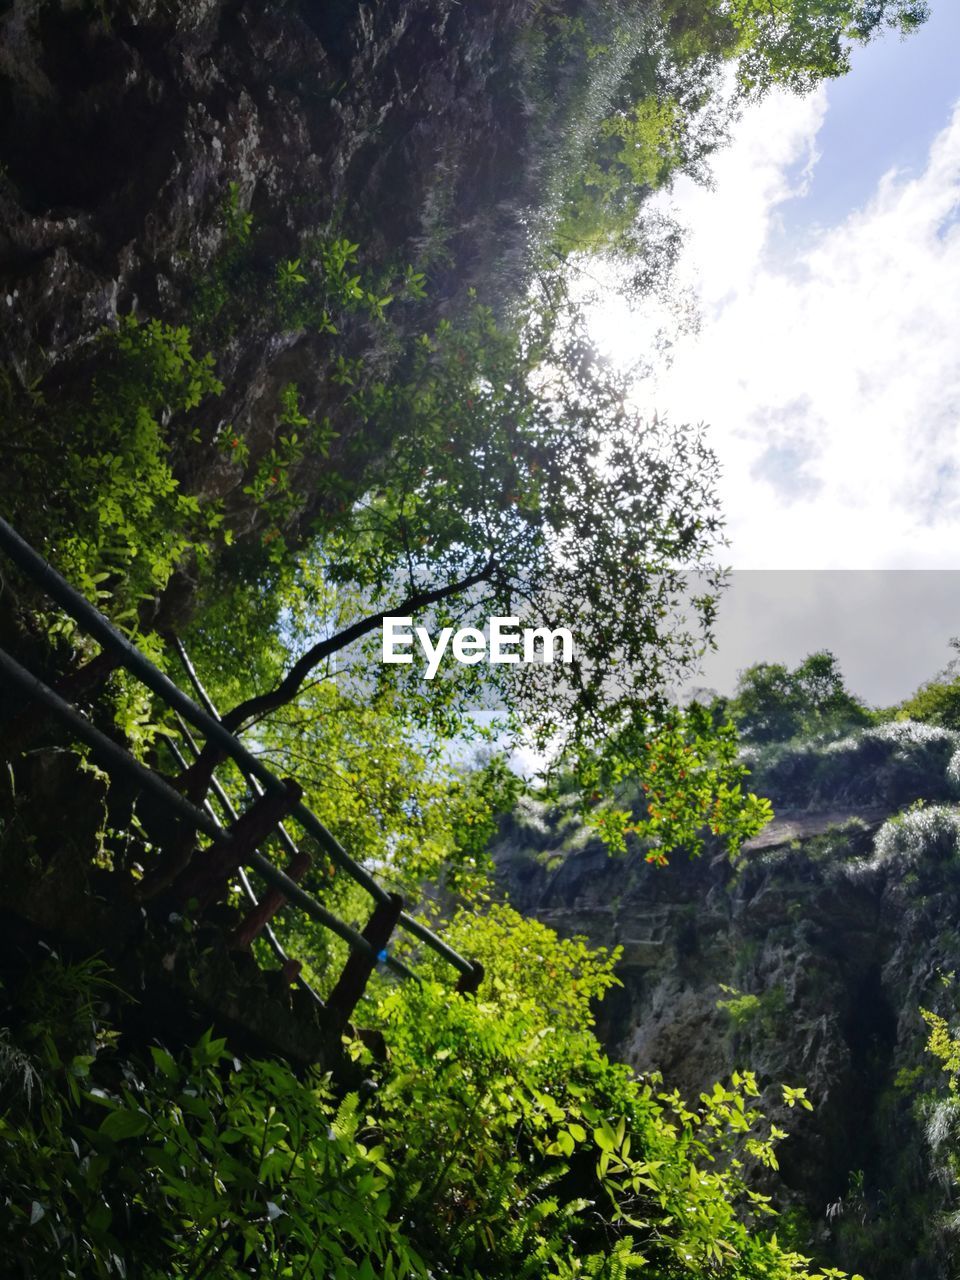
xmin=592 ymin=86 xmax=960 ymax=569
xmin=671 ymin=87 xmax=828 ymax=303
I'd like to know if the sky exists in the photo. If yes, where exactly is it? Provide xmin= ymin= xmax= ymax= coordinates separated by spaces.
xmin=590 ymin=1 xmax=960 ymax=703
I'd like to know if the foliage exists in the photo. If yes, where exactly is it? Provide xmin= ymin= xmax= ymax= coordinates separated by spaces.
xmin=661 ymin=0 xmax=928 ymax=93
xmin=236 ymin=721 xmax=523 ymax=995
xmin=518 ymin=0 xmax=733 ymax=265
xmin=741 ymin=720 xmax=960 ymax=811
xmin=0 ymin=316 xmax=226 ymax=629
xmin=717 ymin=984 xmax=790 ymax=1035
xmin=1 ymin=959 xmax=414 ymax=1279
xmin=786 ymin=816 xmax=874 ymax=864
xmin=190 ymin=221 xmax=425 ymax=571
xmin=582 ymin=703 xmax=773 ymax=862
xmin=900 ymin=678 xmax=960 ymax=732
xmin=312 ymin=297 xmax=726 ymax=747
xmin=548 ymin=55 xmax=725 ymax=259
xmin=919 ymin=999 xmax=960 ymax=1241
xmin=923 ymin=1006 xmax=960 ymax=1090
xmin=533 ymin=0 xmax=927 ymax=260
xmin=2 ymin=0 xmax=930 ymax=856
xmin=897 ymin=639 xmax=960 ymax=732
xmin=0 ymin=936 xmax=859 ymax=1280
xmin=176 ymin=290 xmax=770 ymax=863
xmin=714 ymin=651 xmax=872 ymax=746
xmin=874 ymin=804 xmax=960 ymax=870
xmin=251 ymin=683 xmax=507 ymax=892
xmin=191 ymin=185 xmax=409 ymax=349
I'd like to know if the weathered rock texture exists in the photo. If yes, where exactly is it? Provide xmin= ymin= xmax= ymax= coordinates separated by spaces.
xmin=1 ymin=0 xmax=537 ymax=363
xmin=496 ymin=777 xmax=960 ymax=1278
xmin=0 ymin=0 xmax=602 ymax=621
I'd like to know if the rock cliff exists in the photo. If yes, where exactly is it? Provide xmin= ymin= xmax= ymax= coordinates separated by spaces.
xmin=1 ymin=0 xmax=539 ymax=369
xmin=495 ymin=723 xmax=960 ymax=1278
xmin=1 ymin=0 xmax=626 ymax=623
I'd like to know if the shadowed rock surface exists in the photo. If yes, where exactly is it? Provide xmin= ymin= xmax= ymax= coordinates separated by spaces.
xmin=495 ymin=728 xmax=960 ymax=1277
xmin=0 ymin=0 xmax=608 ymax=624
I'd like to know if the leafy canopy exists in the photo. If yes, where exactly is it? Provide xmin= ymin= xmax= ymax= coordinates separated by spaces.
xmin=175 ymin=292 xmax=773 ymax=866
xmin=896 ymin=638 xmax=960 ymax=731
xmin=0 ymin=930 xmax=861 ymax=1280
xmin=712 ymin=651 xmax=873 ymax=745
xmin=662 ymin=0 xmax=928 ymax=92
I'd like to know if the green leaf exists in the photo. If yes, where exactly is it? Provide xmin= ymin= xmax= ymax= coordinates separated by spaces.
xmin=594 ymin=1121 xmax=616 ymax=1152
xmin=100 ymin=1108 xmax=151 ymax=1141
xmin=150 ymin=1046 xmax=179 ymax=1079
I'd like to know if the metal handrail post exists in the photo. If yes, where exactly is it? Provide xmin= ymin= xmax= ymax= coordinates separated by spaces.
xmin=0 ymin=516 xmax=477 ymax=983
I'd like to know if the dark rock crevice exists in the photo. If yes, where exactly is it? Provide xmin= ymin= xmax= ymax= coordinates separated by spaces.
xmin=495 ymin=796 xmax=960 ymax=1278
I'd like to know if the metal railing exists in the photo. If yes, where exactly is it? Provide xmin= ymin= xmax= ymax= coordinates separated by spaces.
xmin=0 ymin=516 xmax=481 ymax=1029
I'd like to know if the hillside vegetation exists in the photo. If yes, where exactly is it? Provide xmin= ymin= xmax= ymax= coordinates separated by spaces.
xmin=0 ymin=2 xmax=934 ymax=1277
xmin=497 ymin=652 xmax=960 ymax=1279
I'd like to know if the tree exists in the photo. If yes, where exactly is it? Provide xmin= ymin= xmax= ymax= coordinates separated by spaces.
xmin=545 ymin=0 xmax=928 ymax=260
xmin=897 ymin=639 xmax=960 ymax=731
xmin=664 ymin=0 xmax=928 ymax=92
xmin=177 ymin=297 xmax=771 ymax=860
xmin=723 ymin=651 xmax=871 ymax=744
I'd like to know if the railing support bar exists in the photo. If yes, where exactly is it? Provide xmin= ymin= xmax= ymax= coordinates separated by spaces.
xmin=164 ymin=730 xmax=323 ymax=1005
xmin=325 ymin=892 xmax=404 ymax=1036
xmin=0 ymin=646 xmax=377 ymax=962
xmin=171 ymin=779 xmax=303 ymax=911
xmin=0 ymin=518 xmax=474 ymax=980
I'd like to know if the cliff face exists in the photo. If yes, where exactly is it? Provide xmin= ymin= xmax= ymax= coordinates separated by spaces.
xmin=0 ymin=0 xmax=536 ymax=363
xmin=0 ymin=0 xmax=598 ymax=621
xmin=496 ymin=725 xmax=960 ymax=1279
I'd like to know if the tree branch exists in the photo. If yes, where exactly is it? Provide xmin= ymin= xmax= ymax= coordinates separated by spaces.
xmin=220 ymin=557 xmax=497 ymax=733
xmin=174 ymin=557 xmax=497 ymax=802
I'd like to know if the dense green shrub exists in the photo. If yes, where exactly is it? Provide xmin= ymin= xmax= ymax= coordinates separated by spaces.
xmin=874 ymin=805 xmax=960 ymax=869
xmin=742 ymin=721 xmax=960 ymax=811
xmin=897 ymin=648 xmax=960 ymax=732
xmin=0 ymin=916 xmax=859 ymax=1280
xmin=0 ymin=316 xmax=226 ymax=629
